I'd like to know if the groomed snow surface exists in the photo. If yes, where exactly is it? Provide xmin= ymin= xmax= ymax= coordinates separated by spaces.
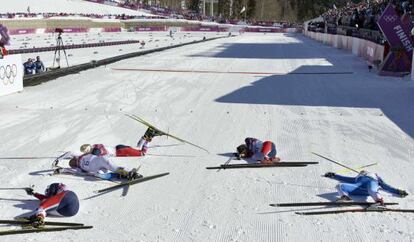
xmin=14 ymin=32 xmax=227 ymax=67
xmin=1 ymin=33 xmax=414 ymax=241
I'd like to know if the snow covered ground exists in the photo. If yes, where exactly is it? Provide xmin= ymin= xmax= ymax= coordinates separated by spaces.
xmin=1 ymin=33 xmax=414 ymax=241
xmin=14 ymin=32 xmax=227 ymax=67
xmin=1 ymin=0 xmax=150 ymax=16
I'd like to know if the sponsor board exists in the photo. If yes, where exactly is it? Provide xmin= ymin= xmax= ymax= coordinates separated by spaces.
xmin=0 ymin=54 xmax=23 ymax=96
xmin=377 ymin=4 xmax=413 ymax=74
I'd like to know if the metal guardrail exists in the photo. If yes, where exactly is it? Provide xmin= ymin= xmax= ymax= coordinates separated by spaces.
xmin=23 ymin=36 xmax=228 ymax=86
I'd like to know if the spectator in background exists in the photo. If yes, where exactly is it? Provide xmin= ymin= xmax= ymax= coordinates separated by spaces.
xmin=0 ymin=42 xmax=7 ymax=58
xmin=23 ymin=58 xmax=35 ymax=75
xmin=34 ymin=56 xmax=45 ymax=73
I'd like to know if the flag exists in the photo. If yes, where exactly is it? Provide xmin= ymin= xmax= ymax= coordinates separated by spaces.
xmin=240 ymin=6 xmax=246 ymax=14
xmin=27 ymin=6 xmax=30 ymax=13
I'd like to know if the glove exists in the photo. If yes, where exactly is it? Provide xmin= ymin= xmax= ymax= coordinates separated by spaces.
xmin=29 ymin=214 xmax=45 ymax=228
xmin=234 ymin=153 xmax=241 ymax=160
xmin=24 ymin=188 xmax=34 ymax=196
xmin=324 ymin=172 xmax=335 ymax=178
xmin=399 ymin=190 xmax=408 ymax=197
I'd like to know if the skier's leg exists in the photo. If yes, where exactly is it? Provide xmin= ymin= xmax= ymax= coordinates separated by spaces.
xmin=115 ymin=145 xmax=144 ymax=157
xmin=366 ymin=179 xmax=382 ymax=202
xmin=98 ymin=157 xmax=121 ymax=172
xmin=55 ymin=191 xmax=79 ymax=217
xmin=261 ymin=141 xmax=280 ymax=163
xmin=337 ymin=182 xmax=369 ymax=197
xmin=137 ymin=137 xmax=146 ymax=149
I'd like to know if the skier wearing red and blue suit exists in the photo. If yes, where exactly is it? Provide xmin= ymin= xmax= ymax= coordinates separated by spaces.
xmin=25 ymin=183 xmax=79 ymax=227
xmin=236 ymin=137 xmax=280 ymax=163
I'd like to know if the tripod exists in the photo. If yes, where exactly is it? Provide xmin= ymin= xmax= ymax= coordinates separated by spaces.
xmin=52 ymin=33 xmax=69 ymax=68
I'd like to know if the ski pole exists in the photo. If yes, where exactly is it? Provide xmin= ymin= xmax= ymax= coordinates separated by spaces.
xmin=311 ymin=152 xmax=359 ymax=173
xmin=0 ymin=157 xmax=57 ymax=160
xmin=0 ymin=185 xmax=34 ymax=191
xmin=336 ymin=162 xmax=378 ymax=174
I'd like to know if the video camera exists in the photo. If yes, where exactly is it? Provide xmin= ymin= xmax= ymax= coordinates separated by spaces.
xmin=55 ymin=28 xmax=64 ymax=37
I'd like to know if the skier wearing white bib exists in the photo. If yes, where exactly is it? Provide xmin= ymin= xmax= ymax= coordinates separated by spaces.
xmin=55 ymin=152 xmax=141 ymax=180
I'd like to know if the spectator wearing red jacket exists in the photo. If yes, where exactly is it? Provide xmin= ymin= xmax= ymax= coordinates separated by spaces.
xmin=0 ymin=42 xmax=7 ymax=58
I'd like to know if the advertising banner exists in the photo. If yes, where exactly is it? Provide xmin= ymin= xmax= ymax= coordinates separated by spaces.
xmin=8 ymin=29 xmax=37 ymax=35
xmin=0 ymin=54 xmax=23 ymax=97
xmin=135 ymin=26 xmax=166 ymax=31
xmin=377 ymin=4 xmax=413 ymax=74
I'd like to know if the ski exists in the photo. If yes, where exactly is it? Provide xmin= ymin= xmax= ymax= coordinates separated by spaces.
xmin=0 ymin=225 xmax=92 ymax=236
xmin=125 ymin=114 xmax=209 ymax=153
xmin=296 ymin=207 xmax=414 ymax=215
xmin=0 ymin=219 xmax=84 ymax=226
xmin=270 ymin=202 xmax=398 ymax=207
xmin=95 ymin=172 xmax=170 ymax=193
xmin=223 ymin=162 xmax=317 ymax=166
xmin=206 ymin=163 xmax=309 ymax=169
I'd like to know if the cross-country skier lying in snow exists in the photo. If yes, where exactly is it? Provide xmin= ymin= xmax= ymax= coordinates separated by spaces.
xmin=24 ymin=183 xmax=79 ymax=227
xmin=54 ymin=152 xmax=142 ymax=181
xmin=79 ymin=127 xmax=164 ymax=157
xmin=236 ymin=137 xmax=281 ymax=164
xmin=324 ymin=170 xmax=408 ymax=205
xmin=79 ymin=143 xmax=147 ymax=157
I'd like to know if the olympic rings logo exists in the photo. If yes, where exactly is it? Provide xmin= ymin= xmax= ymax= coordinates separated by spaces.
xmin=384 ymin=15 xmax=398 ymax=23
xmin=0 ymin=64 xmax=17 ymax=85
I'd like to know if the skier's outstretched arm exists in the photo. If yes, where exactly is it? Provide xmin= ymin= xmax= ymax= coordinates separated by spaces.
xmin=324 ymin=172 xmax=357 ymax=183
xmin=378 ymin=176 xmax=408 ymax=197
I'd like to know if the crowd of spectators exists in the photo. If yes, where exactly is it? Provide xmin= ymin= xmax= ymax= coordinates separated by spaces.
xmin=0 ymin=12 xmax=161 ymax=20
xmin=322 ymin=0 xmax=413 ymax=30
xmin=307 ymin=1 xmax=414 ymax=43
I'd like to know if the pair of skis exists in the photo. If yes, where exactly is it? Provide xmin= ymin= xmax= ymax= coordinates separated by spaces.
xmin=206 ymin=161 xmax=318 ymax=170
xmin=269 ymin=202 xmax=414 ymax=215
xmin=0 ymin=219 xmax=92 ymax=236
xmin=125 ymin=113 xmax=209 ymax=153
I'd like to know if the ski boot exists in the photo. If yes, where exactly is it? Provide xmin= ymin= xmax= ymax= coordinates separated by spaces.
xmin=53 ymin=167 xmax=63 ymax=175
xmin=115 ymin=168 xmax=130 ymax=179
xmin=127 ymin=168 xmax=143 ymax=180
xmin=336 ymin=195 xmax=352 ymax=202
xmin=143 ymin=127 xmax=164 ymax=142
xmin=137 ymin=127 xmax=164 ymax=148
